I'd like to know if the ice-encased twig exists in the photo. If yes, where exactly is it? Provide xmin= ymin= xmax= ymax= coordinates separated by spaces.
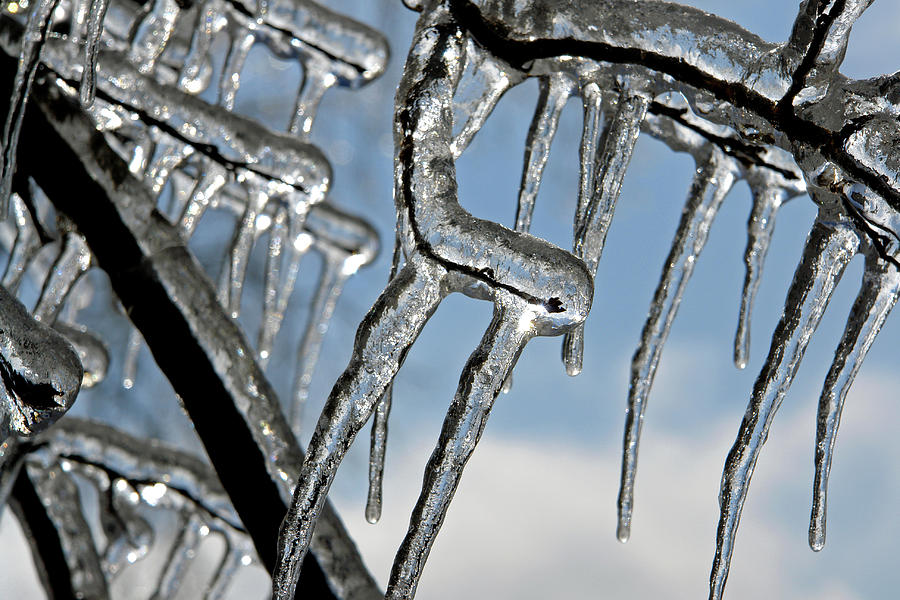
xmin=515 ymin=73 xmax=573 ymax=232
xmin=275 ymin=257 xmax=447 ymax=600
xmin=0 ymin=0 xmax=59 ymax=215
xmin=26 ymin=462 xmax=110 ymax=599
xmin=711 ymin=215 xmax=860 ymax=600
xmin=563 ymin=90 xmax=648 ymax=376
xmin=385 ymin=292 xmax=535 ymax=600
xmin=10 ymin=67 xmax=380 ymax=597
xmin=733 ymin=176 xmax=788 ymax=369
xmin=809 ymin=254 xmax=900 ymax=551
xmin=618 ymin=147 xmax=738 ymax=543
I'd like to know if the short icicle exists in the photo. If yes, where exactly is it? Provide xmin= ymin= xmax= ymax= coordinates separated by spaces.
xmin=618 ymin=147 xmax=738 ymax=543
xmin=33 ymin=232 xmax=92 ymax=324
xmin=385 ymin=291 xmax=536 ymax=600
xmin=177 ymin=162 xmax=228 ymax=237
xmin=710 ymin=215 xmax=860 ymax=600
xmin=127 ymin=0 xmax=182 ymax=74
xmin=121 ymin=327 xmax=142 ymax=390
xmin=288 ymin=55 xmax=334 ymax=140
xmin=223 ymin=183 xmax=271 ymax=318
xmin=257 ymin=206 xmax=289 ymax=367
xmin=809 ymin=255 xmax=900 ymax=551
xmin=2 ymin=193 xmax=43 ymax=292
xmin=0 ymin=0 xmax=60 ymax=215
xmin=218 ymin=28 xmax=256 ymax=111
xmin=514 ymin=74 xmax=572 ymax=232
xmin=563 ymin=90 xmax=648 ymax=376
xmin=273 ymin=256 xmax=446 ymax=600
xmin=734 ymin=176 xmax=788 ymax=369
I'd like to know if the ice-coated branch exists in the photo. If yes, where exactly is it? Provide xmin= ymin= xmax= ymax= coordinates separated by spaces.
xmin=0 ymin=33 xmax=380 ymax=597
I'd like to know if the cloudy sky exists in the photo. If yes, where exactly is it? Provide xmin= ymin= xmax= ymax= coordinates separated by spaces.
xmin=2 ymin=0 xmax=899 ymax=598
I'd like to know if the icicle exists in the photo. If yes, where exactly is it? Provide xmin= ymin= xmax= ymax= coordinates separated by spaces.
xmin=450 ymin=39 xmax=521 ymax=159
xmin=222 ymin=183 xmax=271 ymax=318
xmin=257 ymin=206 xmax=289 ymax=367
xmin=79 ymin=0 xmax=111 ymax=108
xmin=122 ymin=327 xmax=142 ymax=390
xmin=809 ymin=256 xmax=899 ymax=551
xmin=514 ymin=74 xmax=573 ymax=232
xmin=2 ymin=193 xmax=42 ymax=292
xmin=0 ymin=0 xmax=60 ymax=216
xmin=365 ymin=385 xmax=392 ymax=524
xmin=618 ymin=148 xmax=737 ymax=543
xmin=564 ymin=90 xmax=649 ymax=376
xmin=100 ymin=478 xmax=153 ymax=577
xmin=143 ymin=137 xmax=195 ymax=195
xmin=127 ymin=0 xmax=181 ymax=74
xmin=366 ymin=228 xmax=403 ymax=525
xmin=178 ymin=1 xmax=224 ymax=94
xmin=274 ymin=258 xmax=448 ymax=600
xmin=206 ymin=545 xmax=253 ymax=600
xmin=150 ymin=513 xmax=208 ymax=600
xmin=33 ymin=232 xmax=92 ymax=324
xmin=288 ymin=55 xmax=334 ymax=140
xmin=218 ymin=28 xmax=256 ymax=111
xmin=734 ymin=180 xmax=788 ymax=369
xmin=573 ymin=83 xmax=604 ymax=230
xmin=384 ymin=292 xmax=535 ymax=600
xmin=711 ymin=217 xmax=859 ymax=600
xmin=178 ymin=163 xmax=228 ymax=237
xmin=290 ymin=249 xmax=351 ymax=434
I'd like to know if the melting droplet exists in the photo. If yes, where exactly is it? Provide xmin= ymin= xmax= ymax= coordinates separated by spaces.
xmin=711 ymin=215 xmax=859 ymax=600
xmin=618 ymin=148 xmax=737 ymax=543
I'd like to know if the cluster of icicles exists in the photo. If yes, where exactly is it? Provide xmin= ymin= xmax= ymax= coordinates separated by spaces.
xmin=0 ymin=0 xmax=386 ymax=596
xmin=274 ymin=1 xmax=900 ymax=600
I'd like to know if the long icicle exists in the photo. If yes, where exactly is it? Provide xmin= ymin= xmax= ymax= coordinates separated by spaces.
xmin=564 ymin=90 xmax=648 ymax=376
xmin=384 ymin=291 xmax=535 ymax=600
xmin=734 ymin=177 xmax=788 ymax=369
xmin=0 ymin=0 xmax=60 ymax=216
xmin=289 ymin=250 xmax=350 ymax=434
xmin=366 ymin=226 xmax=404 ymax=524
xmin=273 ymin=257 xmax=446 ymax=600
xmin=514 ymin=74 xmax=572 ymax=232
xmin=224 ymin=183 xmax=271 ymax=318
xmin=711 ymin=216 xmax=859 ymax=600
xmin=809 ymin=255 xmax=900 ymax=551
xmin=618 ymin=147 xmax=737 ymax=543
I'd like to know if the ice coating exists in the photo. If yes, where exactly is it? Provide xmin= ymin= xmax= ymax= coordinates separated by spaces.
xmin=273 ymin=6 xmax=593 ymax=597
xmin=564 ymin=90 xmax=648 ymax=376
